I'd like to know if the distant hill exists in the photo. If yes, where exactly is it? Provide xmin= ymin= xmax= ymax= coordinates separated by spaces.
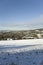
xmin=0 ymin=28 xmax=43 ymax=40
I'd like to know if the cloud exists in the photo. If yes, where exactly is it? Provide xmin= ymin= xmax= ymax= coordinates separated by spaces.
xmin=0 ymin=14 xmax=43 ymax=30
xmin=25 ymin=14 xmax=43 ymax=27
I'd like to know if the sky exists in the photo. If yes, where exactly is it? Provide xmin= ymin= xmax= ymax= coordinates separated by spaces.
xmin=0 ymin=0 xmax=43 ymax=30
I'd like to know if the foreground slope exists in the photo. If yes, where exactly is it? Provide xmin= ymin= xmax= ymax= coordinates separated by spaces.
xmin=0 ymin=39 xmax=43 ymax=65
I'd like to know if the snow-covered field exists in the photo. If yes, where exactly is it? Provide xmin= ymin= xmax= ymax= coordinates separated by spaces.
xmin=0 ymin=39 xmax=43 ymax=65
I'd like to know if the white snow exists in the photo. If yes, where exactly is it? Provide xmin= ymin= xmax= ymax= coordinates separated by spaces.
xmin=0 ymin=39 xmax=43 ymax=65
xmin=0 ymin=39 xmax=43 ymax=46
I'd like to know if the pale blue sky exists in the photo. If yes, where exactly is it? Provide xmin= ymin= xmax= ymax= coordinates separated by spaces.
xmin=0 ymin=0 xmax=43 ymax=30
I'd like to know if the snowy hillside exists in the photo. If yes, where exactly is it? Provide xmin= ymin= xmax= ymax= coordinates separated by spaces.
xmin=0 ymin=39 xmax=43 ymax=65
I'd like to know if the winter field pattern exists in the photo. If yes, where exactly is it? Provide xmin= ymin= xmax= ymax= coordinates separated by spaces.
xmin=0 ymin=39 xmax=43 ymax=65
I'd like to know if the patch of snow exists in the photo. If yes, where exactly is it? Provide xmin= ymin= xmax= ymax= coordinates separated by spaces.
xmin=0 ymin=39 xmax=43 ymax=65
xmin=0 ymin=39 xmax=43 ymax=46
